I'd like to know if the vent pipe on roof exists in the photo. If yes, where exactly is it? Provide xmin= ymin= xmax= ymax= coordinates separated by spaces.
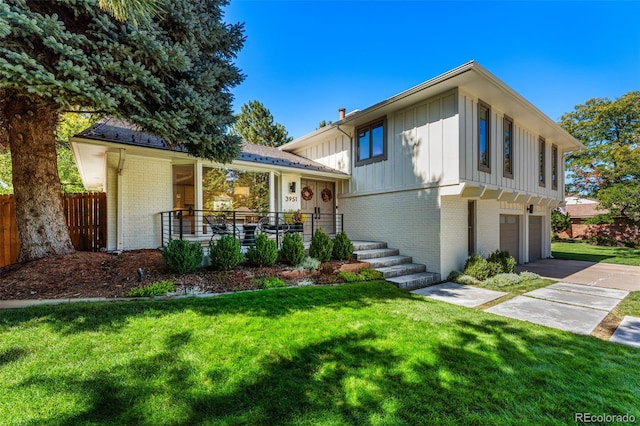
xmin=339 ymin=108 xmax=346 ymax=120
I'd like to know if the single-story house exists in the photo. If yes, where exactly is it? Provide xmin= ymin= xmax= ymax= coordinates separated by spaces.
xmin=71 ymin=61 xmax=583 ymax=279
xmin=559 ymin=197 xmax=640 ymax=242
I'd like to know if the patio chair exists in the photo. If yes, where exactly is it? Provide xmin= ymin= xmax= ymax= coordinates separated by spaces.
xmin=256 ymin=215 xmax=289 ymax=239
xmin=204 ymin=215 xmax=243 ymax=240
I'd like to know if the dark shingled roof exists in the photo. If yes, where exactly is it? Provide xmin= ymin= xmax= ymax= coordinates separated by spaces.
xmin=77 ymin=118 xmax=348 ymax=176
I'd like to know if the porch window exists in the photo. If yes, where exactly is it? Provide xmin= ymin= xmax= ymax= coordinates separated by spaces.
xmin=202 ymin=167 xmax=270 ymax=212
xmin=356 ymin=119 xmax=386 ymax=166
xmin=538 ymin=137 xmax=546 ymax=187
xmin=503 ymin=115 xmax=513 ymax=178
xmin=478 ymin=100 xmax=491 ymax=173
xmin=551 ymin=144 xmax=558 ymax=190
xmin=173 ymin=165 xmax=195 ymax=210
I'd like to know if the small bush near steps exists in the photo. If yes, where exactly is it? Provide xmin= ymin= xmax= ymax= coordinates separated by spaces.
xmin=297 ymin=256 xmax=321 ymax=271
xmin=246 ymin=232 xmax=279 ymax=266
xmin=487 ymin=250 xmax=516 ymax=274
xmin=126 ymin=281 xmax=175 ymax=297
xmin=209 ymin=234 xmax=243 ymax=270
xmin=280 ymin=232 xmax=305 ymax=266
xmin=309 ymin=228 xmax=333 ymax=262
xmin=253 ymin=276 xmax=287 ymax=289
xmin=338 ymin=267 xmax=384 ymax=283
xmin=332 ymin=232 xmax=354 ymax=260
xmin=162 ymin=239 xmax=203 ymax=274
xmin=463 ymin=254 xmax=492 ymax=281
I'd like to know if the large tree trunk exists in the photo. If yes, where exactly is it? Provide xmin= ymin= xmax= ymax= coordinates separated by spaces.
xmin=6 ymin=93 xmax=75 ymax=261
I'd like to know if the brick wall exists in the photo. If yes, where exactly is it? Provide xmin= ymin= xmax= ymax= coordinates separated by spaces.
xmin=563 ymin=217 xmax=640 ymax=241
xmin=106 ymin=153 xmax=173 ymax=250
xmin=122 ymin=156 xmax=173 ymax=249
xmin=439 ymin=196 xmax=469 ymax=276
xmin=340 ymin=188 xmax=441 ymax=273
xmin=476 ymin=200 xmax=501 ymax=256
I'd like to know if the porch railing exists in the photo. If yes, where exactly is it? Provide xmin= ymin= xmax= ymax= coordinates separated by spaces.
xmin=159 ymin=209 xmax=344 ymax=248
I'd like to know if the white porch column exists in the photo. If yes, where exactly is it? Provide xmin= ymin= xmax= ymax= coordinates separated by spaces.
xmin=269 ymin=171 xmax=276 ymax=212
xmin=116 ymin=148 xmax=126 ymax=250
xmin=195 ymin=161 xmax=203 ymax=237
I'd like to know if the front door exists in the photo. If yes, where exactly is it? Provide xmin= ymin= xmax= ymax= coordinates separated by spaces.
xmin=300 ymin=179 xmax=335 ymax=237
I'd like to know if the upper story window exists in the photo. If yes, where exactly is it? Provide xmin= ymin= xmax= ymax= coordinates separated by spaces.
xmin=503 ymin=115 xmax=514 ymax=178
xmin=356 ymin=119 xmax=386 ymax=166
xmin=551 ymin=144 xmax=558 ymax=190
xmin=538 ymin=137 xmax=546 ymax=187
xmin=478 ymin=100 xmax=491 ymax=172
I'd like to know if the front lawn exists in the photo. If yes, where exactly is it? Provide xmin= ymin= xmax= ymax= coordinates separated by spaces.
xmin=1 ymin=282 xmax=638 ymax=425
xmin=552 ymin=242 xmax=640 ymax=265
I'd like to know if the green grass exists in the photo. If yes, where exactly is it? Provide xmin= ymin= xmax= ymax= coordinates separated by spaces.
xmin=1 ymin=282 xmax=639 ymax=425
xmin=616 ymin=291 xmax=640 ymax=317
xmin=552 ymin=242 xmax=640 ymax=265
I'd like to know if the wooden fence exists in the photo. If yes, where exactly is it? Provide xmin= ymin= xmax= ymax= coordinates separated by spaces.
xmin=0 ymin=193 xmax=106 ymax=267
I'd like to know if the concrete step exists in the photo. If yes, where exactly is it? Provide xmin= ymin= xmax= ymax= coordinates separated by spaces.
xmin=366 ymin=255 xmax=413 ymax=268
xmin=376 ymin=263 xmax=426 ymax=278
xmin=353 ymin=248 xmax=400 ymax=260
xmin=351 ymin=241 xmax=388 ymax=251
xmin=386 ymin=272 xmax=442 ymax=290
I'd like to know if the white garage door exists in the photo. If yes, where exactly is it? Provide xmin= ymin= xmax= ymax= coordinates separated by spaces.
xmin=500 ymin=215 xmax=520 ymax=263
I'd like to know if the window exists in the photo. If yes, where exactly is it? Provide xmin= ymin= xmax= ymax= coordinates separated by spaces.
xmin=503 ymin=115 xmax=514 ymax=178
xmin=478 ymin=100 xmax=491 ymax=172
xmin=551 ymin=144 xmax=558 ymax=190
xmin=356 ymin=119 xmax=386 ymax=166
xmin=538 ymin=137 xmax=546 ymax=187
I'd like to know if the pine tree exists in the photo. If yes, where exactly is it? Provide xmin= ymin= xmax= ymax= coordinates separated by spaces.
xmin=232 ymin=100 xmax=293 ymax=147
xmin=0 ymin=0 xmax=244 ymax=261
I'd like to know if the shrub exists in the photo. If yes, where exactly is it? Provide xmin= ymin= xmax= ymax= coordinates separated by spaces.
xmin=297 ymin=256 xmax=321 ymax=271
xmin=254 ymin=276 xmax=287 ymax=289
xmin=209 ymin=235 xmax=243 ymax=270
xmin=127 ymin=281 xmax=175 ymax=297
xmin=309 ymin=228 xmax=333 ymax=262
xmin=280 ymin=232 xmax=305 ymax=266
xmin=337 ymin=267 xmax=384 ymax=282
xmin=463 ymin=253 xmax=491 ymax=281
xmin=454 ymin=274 xmax=482 ymax=286
xmin=162 ymin=239 xmax=203 ymax=274
xmin=487 ymin=250 xmax=516 ymax=274
xmin=359 ymin=267 xmax=384 ymax=281
xmin=332 ymin=232 xmax=354 ymax=260
xmin=246 ymin=232 xmax=278 ymax=266
xmin=483 ymin=273 xmax=522 ymax=288
xmin=519 ymin=271 xmax=540 ymax=281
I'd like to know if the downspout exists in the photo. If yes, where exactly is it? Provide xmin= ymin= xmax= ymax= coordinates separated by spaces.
xmin=116 ymin=149 xmax=126 ymax=251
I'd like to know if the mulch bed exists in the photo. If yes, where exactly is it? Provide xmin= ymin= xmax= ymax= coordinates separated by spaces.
xmin=0 ymin=250 xmax=358 ymax=300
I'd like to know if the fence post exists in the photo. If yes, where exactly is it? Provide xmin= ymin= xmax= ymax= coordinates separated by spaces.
xmin=178 ymin=210 xmax=183 ymax=240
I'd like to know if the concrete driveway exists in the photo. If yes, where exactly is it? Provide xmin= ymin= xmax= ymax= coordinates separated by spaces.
xmin=516 ymin=259 xmax=640 ymax=291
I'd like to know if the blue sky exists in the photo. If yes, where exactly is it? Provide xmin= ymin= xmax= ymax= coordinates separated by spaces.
xmin=224 ymin=1 xmax=640 ymax=139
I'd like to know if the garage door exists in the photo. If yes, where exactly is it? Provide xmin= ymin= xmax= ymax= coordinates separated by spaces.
xmin=500 ymin=215 xmax=520 ymax=263
xmin=529 ymin=216 xmax=543 ymax=262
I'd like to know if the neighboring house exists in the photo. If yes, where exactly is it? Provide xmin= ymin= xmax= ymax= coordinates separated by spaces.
xmin=559 ymin=197 xmax=640 ymax=241
xmin=71 ymin=61 xmax=583 ymax=278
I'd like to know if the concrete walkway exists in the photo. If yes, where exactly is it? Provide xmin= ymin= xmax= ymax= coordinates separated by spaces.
xmin=411 ymin=282 xmax=506 ymax=308
xmin=486 ymin=283 xmax=628 ymax=335
xmin=412 ymin=280 xmax=639 ymax=346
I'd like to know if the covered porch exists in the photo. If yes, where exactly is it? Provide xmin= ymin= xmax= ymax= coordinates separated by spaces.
xmin=70 ymin=118 xmax=350 ymax=252
xmin=160 ymin=209 xmax=345 ymax=249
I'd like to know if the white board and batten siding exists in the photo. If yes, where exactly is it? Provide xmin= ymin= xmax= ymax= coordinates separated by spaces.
xmin=458 ymin=90 xmax=564 ymax=201
xmin=348 ymin=92 xmax=459 ymax=196
xmin=292 ymin=135 xmax=351 ymax=174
